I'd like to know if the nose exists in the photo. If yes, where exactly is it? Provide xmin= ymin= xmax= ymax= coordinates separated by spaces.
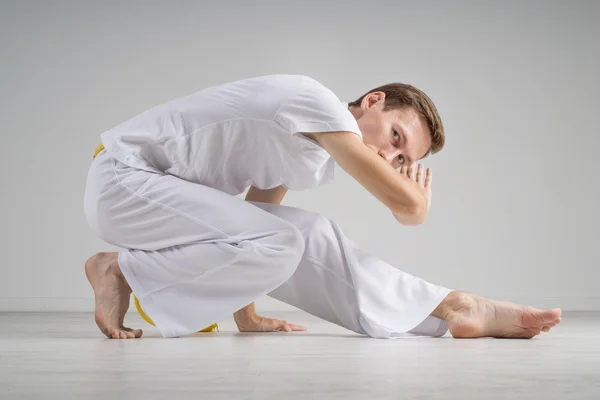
xmin=378 ymin=149 xmax=393 ymax=164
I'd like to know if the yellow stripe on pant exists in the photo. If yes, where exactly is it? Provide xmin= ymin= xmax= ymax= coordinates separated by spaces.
xmin=92 ymin=143 xmax=219 ymax=333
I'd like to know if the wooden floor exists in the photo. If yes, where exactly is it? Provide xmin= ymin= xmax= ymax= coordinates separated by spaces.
xmin=0 ymin=311 xmax=598 ymax=399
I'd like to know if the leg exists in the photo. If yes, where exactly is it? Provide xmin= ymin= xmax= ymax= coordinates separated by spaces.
xmin=251 ymin=202 xmax=452 ymax=338
xmin=83 ymin=151 xmax=304 ymax=338
xmin=431 ymin=291 xmax=562 ymax=338
xmin=251 ymin=202 xmax=562 ymax=339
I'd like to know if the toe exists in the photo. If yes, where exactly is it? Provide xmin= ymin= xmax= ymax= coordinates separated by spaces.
xmin=110 ymin=329 xmax=129 ymax=339
xmin=546 ymin=308 xmax=562 ymax=321
xmin=124 ymin=327 xmax=143 ymax=338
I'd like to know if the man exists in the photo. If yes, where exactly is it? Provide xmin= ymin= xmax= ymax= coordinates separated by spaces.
xmin=84 ymin=74 xmax=561 ymax=339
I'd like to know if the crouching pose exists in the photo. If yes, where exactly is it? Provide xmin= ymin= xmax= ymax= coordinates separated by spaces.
xmin=83 ymin=75 xmax=561 ymax=339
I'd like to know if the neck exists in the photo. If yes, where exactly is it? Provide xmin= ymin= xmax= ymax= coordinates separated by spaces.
xmin=348 ymin=105 xmax=362 ymax=120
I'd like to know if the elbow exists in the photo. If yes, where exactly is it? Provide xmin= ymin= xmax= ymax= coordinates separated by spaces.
xmin=392 ymin=201 xmax=428 ymax=226
xmin=405 ymin=205 xmax=428 ymax=226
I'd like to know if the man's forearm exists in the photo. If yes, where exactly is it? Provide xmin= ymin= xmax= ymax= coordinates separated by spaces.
xmin=244 ymin=185 xmax=288 ymax=204
xmin=307 ymin=131 xmax=425 ymax=217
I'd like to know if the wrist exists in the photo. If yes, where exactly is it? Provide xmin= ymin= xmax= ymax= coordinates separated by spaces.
xmin=233 ymin=307 xmax=258 ymax=325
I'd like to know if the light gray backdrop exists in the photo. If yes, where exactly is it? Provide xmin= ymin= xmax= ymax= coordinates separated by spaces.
xmin=1 ymin=0 xmax=598 ymax=313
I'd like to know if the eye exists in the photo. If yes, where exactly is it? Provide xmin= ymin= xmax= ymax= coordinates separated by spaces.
xmin=393 ymin=130 xmax=399 ymax=139
xmin=397 ymin=154 xmax=405 ymax=164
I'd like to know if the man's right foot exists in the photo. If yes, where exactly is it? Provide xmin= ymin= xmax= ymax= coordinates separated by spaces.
xmin=438 ymin=292 xmax=562 ymax=339
xmin=85 ymin=252 xmax=143 ymax=339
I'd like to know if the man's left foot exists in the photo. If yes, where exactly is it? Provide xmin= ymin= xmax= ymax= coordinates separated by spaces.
xmin=85 ymin=252 xmax=143 ymax=339
xmin=439 ymin=292 xmax=562 ymax=339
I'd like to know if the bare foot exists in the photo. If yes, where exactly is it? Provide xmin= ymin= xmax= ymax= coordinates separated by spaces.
xmin=85 ymin=252 xmax=143 ymax=339
xmin=437 ymin=292 xmax=562 ymax=339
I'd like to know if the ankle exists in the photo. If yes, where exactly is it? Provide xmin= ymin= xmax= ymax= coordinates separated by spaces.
xmin=99 ymin=252 xmax=126 ymax=281
xmin=433 ymin=291 xmax=476 ymax=320
xmin=109 ymin=259 xmax=125 ymax=279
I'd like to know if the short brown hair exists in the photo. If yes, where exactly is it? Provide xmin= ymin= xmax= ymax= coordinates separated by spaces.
xmin=348 ymin=83 xmax=445 ymax=157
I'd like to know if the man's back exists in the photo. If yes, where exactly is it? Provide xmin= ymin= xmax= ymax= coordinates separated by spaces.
xmin=99 ymin=74 xmax=361 ymax=194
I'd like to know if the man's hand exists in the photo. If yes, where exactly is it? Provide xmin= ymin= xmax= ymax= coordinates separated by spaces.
xmin=400 ymin=163 xmax=432 ymax=211
xmin=233 ymin=302 xmax=306 ymax=332
xmin=394 ymin=163 xmax=432 ymax=225
xmin=234 ymin=313 xmax=306 ymax=333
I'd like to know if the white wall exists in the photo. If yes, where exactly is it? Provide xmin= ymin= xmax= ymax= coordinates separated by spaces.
xmin=1 ymin=0 xmax=599 ymax=313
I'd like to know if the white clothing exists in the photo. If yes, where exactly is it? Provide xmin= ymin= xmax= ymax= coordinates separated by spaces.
xmin=99 ymin=74 xmax=362 ymax=195
xmin=84 ymin=150 xmax=452 ymax=338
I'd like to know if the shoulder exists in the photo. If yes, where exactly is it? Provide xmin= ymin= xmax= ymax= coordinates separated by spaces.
xmin=248 ymin=74 xmax=336 ymax=99
xmin=286 ymin=75 xmax=337 ymax=98
xmin=255 ymin=73 xmax=323 ymax=86
xmin=273 ymin=76 xmax=360 ymax=138
xmin=219 ymin=74 xmax=338 ymax=103
xmin=272 ymin=75 xmax=343 ymax=111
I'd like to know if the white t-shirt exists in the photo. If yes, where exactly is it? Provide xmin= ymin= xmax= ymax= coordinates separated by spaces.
xmin=100 ymin=74 xmax=362 ymax=195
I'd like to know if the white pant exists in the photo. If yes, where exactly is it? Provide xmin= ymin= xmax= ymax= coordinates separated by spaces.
xmin=84 ymin=150 xmax=452 ymax=338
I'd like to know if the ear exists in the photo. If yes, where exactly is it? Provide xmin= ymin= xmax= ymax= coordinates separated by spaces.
xmin=361 ymin=91 xmax=386 ymax=109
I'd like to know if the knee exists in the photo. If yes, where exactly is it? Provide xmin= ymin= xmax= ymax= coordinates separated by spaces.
xmin=251 ymin=204 xmax=337 ymax=246
xmin=304 ymin=213 xmax=334 ymax=234
xmin=298 ymin=213 xmax=339 ymax=251
xmin=261 ymin=224 xmax=305 ymax=280
xmin=278 ymin=225 xmax=305 ymax=270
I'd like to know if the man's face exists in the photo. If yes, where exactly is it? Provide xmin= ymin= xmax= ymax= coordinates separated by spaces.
xmin=354 ymin=92 xmax=432 ymax=169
